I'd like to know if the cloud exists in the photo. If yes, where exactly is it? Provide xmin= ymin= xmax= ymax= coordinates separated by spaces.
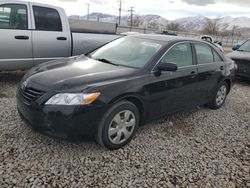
xmin=182 ymin=0 xmax=215 ymax=6
xmin=224 ymin=0 xmax=250 ymax=7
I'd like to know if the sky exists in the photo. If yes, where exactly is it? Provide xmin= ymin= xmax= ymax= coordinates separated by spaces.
xmin=20 ymin=0 xmax=250 ymax=20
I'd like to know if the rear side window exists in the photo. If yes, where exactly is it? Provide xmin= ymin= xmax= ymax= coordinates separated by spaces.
xmin=194 ymin=44 xmax=214 ymax=64
xmin=33 ymin=6 xmax=62 ymax=31
xmin=0 ymin=4 xmax=28 ymax=30
xmin=213 ymin=50 xmax=223 ymax=62
xmin=162 ymin=43 xmax=193 ymax=67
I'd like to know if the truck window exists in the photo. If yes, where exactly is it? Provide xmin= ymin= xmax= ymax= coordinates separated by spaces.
xmin=0 ymin=4 xmax=28 ymax=30
xmin=33 ymin=6 xmax=62 ymax=31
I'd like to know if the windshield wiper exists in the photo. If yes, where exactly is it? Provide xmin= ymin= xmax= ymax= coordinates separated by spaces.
xmin=94 ymin=58 xmax=119 ymax=66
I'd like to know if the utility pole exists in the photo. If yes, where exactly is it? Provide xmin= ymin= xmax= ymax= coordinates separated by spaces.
xmin=128 ymin=6 xmax=134 ymax=31
xmin=118 ymin=0 xmax=122 ymax=25
xmin=86 ymin=3 xmax=90 ymax=20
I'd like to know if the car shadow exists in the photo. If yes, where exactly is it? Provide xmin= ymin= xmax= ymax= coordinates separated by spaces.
xmin=235 ymin=78 xmax=250 ymax=85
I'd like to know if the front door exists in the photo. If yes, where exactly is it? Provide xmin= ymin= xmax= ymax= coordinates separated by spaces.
xmin=0 ymin=3 xmax=32 ymax=70
xmin=145 ymin=42 xmax=198 ymax=119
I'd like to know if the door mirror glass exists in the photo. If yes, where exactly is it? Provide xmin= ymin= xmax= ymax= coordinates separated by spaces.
xmin=232 ymin=45 xmax=239 ymax=51
xmin=157 ymin=62 xmax=178 ymax=72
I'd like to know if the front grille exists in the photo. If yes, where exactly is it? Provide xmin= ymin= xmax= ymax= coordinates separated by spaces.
xmin=19 ymin=87 xmax=45 ymax=104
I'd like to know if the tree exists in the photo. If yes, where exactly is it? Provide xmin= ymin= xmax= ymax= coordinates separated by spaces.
xmin=201 ymin=17 xmax=220 ymax=35
xmin=148 ymin=21 xmax=159 ymax=29
xmin=166 ymin=23 xmax=182 ymax=31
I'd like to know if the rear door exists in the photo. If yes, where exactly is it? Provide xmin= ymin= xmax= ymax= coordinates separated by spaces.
xmin=0 ymin=2 xmax=32 ymax=70
xmin=193 ymin=42 xmax=225 ymax=105
xmin=30 ymin=4 xmax=71 ymax=65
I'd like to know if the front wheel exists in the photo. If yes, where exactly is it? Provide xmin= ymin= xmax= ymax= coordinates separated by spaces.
xmin=208 ymin=82 xmax=229 ymax=109
xmin=96 ymin=100 xmax=139 ymax=150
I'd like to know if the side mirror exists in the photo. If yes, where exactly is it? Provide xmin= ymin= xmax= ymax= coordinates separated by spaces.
xmin=232 ymin=44 xmax=240 ymax=51
xmin=215 ymin=41 xmax=222 ymax=46
xmin=232 ymin=46 xmax=237 ymax=51
xmin=157 ymin=62 xmax=178 ymax=72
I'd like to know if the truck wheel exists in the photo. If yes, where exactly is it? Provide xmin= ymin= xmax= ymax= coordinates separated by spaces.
xmin=208 ymin=82 xmax=229 ymax=109
xmin=96 ymin=100 xmax=139 ymax=150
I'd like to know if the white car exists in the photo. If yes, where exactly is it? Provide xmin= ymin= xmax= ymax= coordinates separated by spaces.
xmin=200 ymin=35 xmax=224 ymax=53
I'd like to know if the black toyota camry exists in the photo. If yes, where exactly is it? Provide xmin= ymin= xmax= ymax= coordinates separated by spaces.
xmin=17 ymin=35 xmax=235 ymax=150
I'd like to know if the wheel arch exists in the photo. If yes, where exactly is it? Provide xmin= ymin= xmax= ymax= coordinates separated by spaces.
xmin=223 ymin=78 xmax=231 ymax=94
xmin=108 ymin=93 xmax=145 ymax=125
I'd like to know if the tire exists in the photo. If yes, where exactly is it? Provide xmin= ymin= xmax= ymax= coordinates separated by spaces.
xmin=96 ymin=100 xmax=139 ymax=150
xmin=208 ymin=82 xmax=229 ymax=109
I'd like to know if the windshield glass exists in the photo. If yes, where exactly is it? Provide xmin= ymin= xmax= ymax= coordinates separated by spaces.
xmin=91 ymin=37 xmax=163 ymax=68
xmin=238 ymin=40 xmax=250 ymax=52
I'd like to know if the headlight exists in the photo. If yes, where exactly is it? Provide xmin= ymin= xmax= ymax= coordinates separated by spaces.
xmin=45 ymin=92 xmax=100 ymax=105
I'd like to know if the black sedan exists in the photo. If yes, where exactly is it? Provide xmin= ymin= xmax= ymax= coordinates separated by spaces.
xmin=17 ymin=35 xmax=235 ymax=150
xmin=227 ymin=39 xmax=250 ymax=79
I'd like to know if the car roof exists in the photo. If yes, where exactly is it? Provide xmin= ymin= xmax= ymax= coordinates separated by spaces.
xmin=127 ymin=34 xmax=205 ymax=43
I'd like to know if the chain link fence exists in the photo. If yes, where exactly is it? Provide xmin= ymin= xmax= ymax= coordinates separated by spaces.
xmin=117 ymin=26 xmax=248 ymax=47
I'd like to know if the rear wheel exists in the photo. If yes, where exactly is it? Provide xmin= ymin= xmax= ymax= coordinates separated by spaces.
xmin=96 ymin=100 xmax=139 ymax=150
xmin=208 ymin=82 xmax=229 ymax=109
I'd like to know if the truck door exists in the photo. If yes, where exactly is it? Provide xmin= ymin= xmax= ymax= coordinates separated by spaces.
xmin=0 ymin=3 xmax=32 ymax=70
xmin=30 ymin=5 xmax=71 ymax=65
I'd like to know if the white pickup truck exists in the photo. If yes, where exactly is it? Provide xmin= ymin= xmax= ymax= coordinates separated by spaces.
xmin=0 ymin=0 xmax=120 ymax=71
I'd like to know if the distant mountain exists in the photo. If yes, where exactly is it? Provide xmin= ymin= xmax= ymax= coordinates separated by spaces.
xmin=218 ymin=16 xmax=250 ymax=30
xmin=69 ymin=13 xmax=250 ymax=32
xmin=173 ymin=16 xmax=207 ymax=31
xmin=139 ymin=15 xmax=169 ymax=28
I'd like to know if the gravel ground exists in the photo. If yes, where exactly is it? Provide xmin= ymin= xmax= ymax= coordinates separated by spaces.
xmin=0 ymin=72 xmax=249 ymax=188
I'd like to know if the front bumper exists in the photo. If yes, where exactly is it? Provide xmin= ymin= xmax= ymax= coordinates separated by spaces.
xmin=17 ymin=90 xmax=106 ymax=139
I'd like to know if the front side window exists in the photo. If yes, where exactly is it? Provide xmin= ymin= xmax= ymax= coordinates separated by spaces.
xmin=0 ymin=4 xmax=27 ymax=30
xmin=33 ymin=6 xmax=62 ymax=31
xmin=91 ymin=37 xmax=163 ymax=68
xmin=161 ymin=43 xmax=193 ymax=67
xmin=194 ymin=44 xmax=214 ymax=64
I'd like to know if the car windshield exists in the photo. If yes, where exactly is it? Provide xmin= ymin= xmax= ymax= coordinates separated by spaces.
xmin=90 ymin=37 xmax=163 ymax=68
xmin=238 ymin=40 xmax=250 ymax=52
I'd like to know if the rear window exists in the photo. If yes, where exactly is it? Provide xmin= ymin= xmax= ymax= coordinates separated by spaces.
xmin=33 ymin=6 xmax=62 ymax=31
xmin=213 ymin=50 xmax=223 ymax=62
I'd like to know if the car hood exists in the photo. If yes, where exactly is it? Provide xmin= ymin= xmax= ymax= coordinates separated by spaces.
xmin=25 ymin=56 xmax=137 ymax=91
xmin=226 ymin=50 xmax=250 ymax=61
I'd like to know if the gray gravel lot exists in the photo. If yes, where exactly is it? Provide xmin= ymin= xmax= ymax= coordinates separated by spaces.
xmin=0 ymin=72 xmax=249 ymax=188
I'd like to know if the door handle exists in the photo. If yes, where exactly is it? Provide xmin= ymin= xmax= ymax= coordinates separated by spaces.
xmin=15 ymin=36 xmax=29 ymax=40
xmin=190 ymin=71 xmax=196 ymax=78
xmin=57 ymin=37 xmax=67 ymax=41
xmin=220 ymin=66 xmax=224 ymax=70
